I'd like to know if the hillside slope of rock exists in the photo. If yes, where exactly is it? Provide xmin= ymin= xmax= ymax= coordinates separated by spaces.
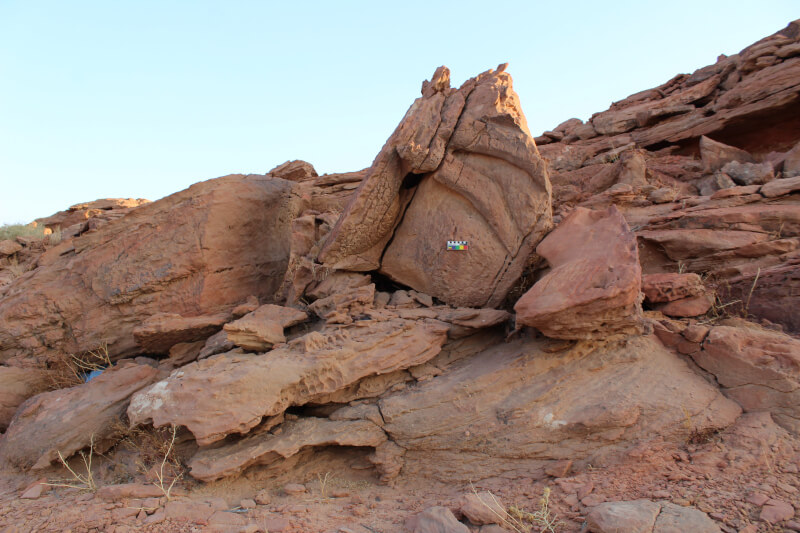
xmin=1 ymin=19 xmax=800 ymax=533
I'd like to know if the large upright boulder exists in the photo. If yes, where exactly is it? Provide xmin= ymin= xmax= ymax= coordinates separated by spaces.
xmin=514 ymin=206 xmax=645 ymax=339
xmin=0 ymin=174 xmax=303 ymax=364
xmin=319 ymin=65 xmax=552 ymax=307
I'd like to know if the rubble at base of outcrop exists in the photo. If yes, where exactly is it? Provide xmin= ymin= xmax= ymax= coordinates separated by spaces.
xmin=1 ymin=18 xmax=800 ymax=533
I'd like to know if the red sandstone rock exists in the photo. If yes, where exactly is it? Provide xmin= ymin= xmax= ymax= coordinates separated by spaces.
xmin=460 ymin=491 xmax=507 ymax=526
xmin=268 ymin=160 xmax=318 ymax=182
xmin=0 ymin=240 xmax=22 ymax=256
xmin=700 ymin=136 xmax=755 ymax=172
xmin=379 ymin=335 xmax=740 ymax=482
xmin=0 ymin=366 xmax=47 ymax=430
xmin=320 ymin=65 xmax=552 ymax=307
xmin=223 ymin=304 xmax=308 ymax=351
xmin=0 ymin=361 xmax=159 ymax=470
xmin=97 ymin=483 xmax=165 ymax=502
xmin=514 ymin=206 xmax=644 ymax=339
xmin=656 ymin=294 xmax=714 ymax=317
xmin=128 ymin=317 xmax=449 ymax=445
xmin=188 ymin=417 xmax=387 ymax=482
xmin=33 ymin=198 xmax=150 ymax=232
xmin=642 ymin=273 xmax=706 ymax=303
xmin=760 ymin=499 xmax=794 ymax=524
xmin=692 ymin=322 xmax=800 ymax=433
xmin=761 ymin=175 xmax=800 ymax=197
xmin=407 ymin=506 xmax=469 ymax=533
xmin=0 ymin=174 xmax=302 ymax=365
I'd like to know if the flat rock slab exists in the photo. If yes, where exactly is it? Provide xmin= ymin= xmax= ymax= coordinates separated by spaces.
xmin=189 ymin=417 xmax=386 ymax=481
xmin=587 ymin=500 xmax=721 ymax=533
xmin=128 ymin=317 xmax=449 ymax=445
xmin=514 ymin=206 xmax=644 ymax=339
xmin=0 ymin=362 xmax=158 ymax=470
xmin=379 ymin=335 xmax=740 ymax=482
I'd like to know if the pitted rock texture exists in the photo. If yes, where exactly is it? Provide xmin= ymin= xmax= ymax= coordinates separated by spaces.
xmin=127 ymin=317 xmax=449 ymax=446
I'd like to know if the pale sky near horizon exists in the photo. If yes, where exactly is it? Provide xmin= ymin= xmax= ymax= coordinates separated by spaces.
xmin=1 ymin=1 xmax=798 ymax=225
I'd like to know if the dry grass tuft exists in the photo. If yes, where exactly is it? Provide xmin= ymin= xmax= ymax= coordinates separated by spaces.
xmin=46 ymin=434 xmax=99 ymax=492
xmin=5 ymin=256 xmax=26 ymax=278
xmin=152 ymin=425 xmax=181 ymax=500
xmin=45 ymin=344 xmax=111 ymax=390
xmin=471 ymin=483 xmax=562 ymax=533
xmin=112 ymin=421 xmax=186 ymax=493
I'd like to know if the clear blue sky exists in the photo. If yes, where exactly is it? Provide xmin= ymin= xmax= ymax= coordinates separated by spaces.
xmin=1 ymin=1 xmax=797 ymax=225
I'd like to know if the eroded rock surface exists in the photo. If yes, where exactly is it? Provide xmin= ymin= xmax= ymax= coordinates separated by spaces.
xmin=189 ymin=417 xmax=387 ymax=482
xmin=0 ymin=174 xmax=302 ymax=364
xmin=379 ymin=334 xmax=740 ymax=482
xmin=128 ymin=317 xmax=449 ymax=445
xmin=691 ymin=321 xmax=800 ymax=433
xmin=319 ymin=65 xmax=552 ymax=307
xmin=0 ymin=362 xmax=158 ymax=470
xmin=514 ymin=206 xmax=644 ymax=339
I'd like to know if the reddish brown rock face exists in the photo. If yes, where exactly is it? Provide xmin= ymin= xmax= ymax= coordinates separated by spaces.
xmin=0 ymin=366 xmax=47 ymax=431
xmin=0 ymin=174 xmax=302 ymax=364
xmin=691 ymin=322 xmax=800 ymax=434
xmin=641 ymin=273 xmax=706 ymax=303
xmin=0 ymin=362 xmax=159 ymax=470
xmin=127 ymin=316 xmax=450 ymax=446
xmin=319 ymin=66 xmax=552 ymax=308
xmin=514 ymin=206 xmax=644 ymax=339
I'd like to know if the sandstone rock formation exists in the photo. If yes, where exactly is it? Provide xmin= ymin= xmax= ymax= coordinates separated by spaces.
xmin=691 ymin=321 xmax=800 ymax=433
xmin=223 ymin=304 xmax=308 ymax=351
xmin=0 ymin=361 xmax=158 ymax=470
xmin=536 ymin=19 xmax=800 ymax=333
xmin=128 ymin=316 xmax=450 ymax=446
xmin=378 ymin=334 xmax=740 ymax=482
xmin=0 ymin=366 xmax=47 ymax=431
xmin=514 ymin=206 xmax=644 ymax=339
xmin=319 ymin=65 xmax=553 ymax=308
xmin=188 ymin=417 xmax=387 ymax=482
xmin=586 ymin=500 xmax=722 ymax=533
xmin=0 ymin=174 xmax=303 ymax=365
xmin=3 ymin=21 xmax=800 ymax=533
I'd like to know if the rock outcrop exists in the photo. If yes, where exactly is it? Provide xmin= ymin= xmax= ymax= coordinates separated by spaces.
xmin=586 ymin=500 xmax=722 ymax=533
xmin=378 ymin=334 xmax=740 ymax=482
xmin=514 ymin=206 xmax=645 ymax=339
xmin=319 ymin=65 xmax=552 ymax=308
xmin=0 ymin=361 xmax=159 ymax=470
xmin=0 ymin=366 xmax=47 ymax=431
xmin=128 ymin=316 xmax=450 ymax=446
xmin=690 ymin=321 xmax=800 ymax=433
xmin=0 ymin=174 xmax=303 ymax=365
xmin=536 ymin=20 xmax=800 ymax=334
xmin=4 ymin=21 xmax=800 ymax=533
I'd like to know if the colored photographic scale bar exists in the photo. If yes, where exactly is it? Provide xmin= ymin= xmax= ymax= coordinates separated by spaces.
xmin=447 ymin=240 xmax=469 ymax=251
